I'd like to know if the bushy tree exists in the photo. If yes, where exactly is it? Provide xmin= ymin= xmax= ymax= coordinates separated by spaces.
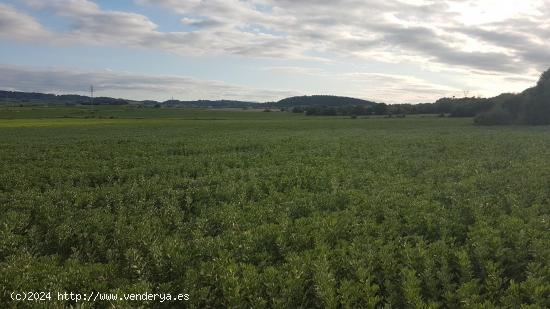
xmin=474 ymin=105 xmax=513 ymax=125
xmin=373 ymin=103 xmax=388 ymax=115
xmin=522 ymin=68 xmax=550 ymax=124
xmin=476 ymin=67 xmax=550 ymax=125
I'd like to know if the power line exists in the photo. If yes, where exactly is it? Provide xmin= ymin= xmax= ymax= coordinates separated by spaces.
xmin=90 ymin=85 xmax=94 ymax=105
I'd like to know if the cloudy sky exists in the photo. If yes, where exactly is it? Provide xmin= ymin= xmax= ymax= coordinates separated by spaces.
xmin=1 ymin=0 xmax=549 ymax=102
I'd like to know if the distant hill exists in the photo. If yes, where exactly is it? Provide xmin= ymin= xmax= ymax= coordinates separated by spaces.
xmin=0 ymin=91 xmax=380 ymax=109
xmin=275 ymin=95 xmax=377 ymax=108
xmin=0 ymin=90 xmax=264 ymax=108
xmin=0 ymin=90 xmax=130 ymax=105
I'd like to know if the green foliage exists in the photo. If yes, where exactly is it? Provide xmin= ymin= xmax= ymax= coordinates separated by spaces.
xmin=476 ymin=67 xmax=550 ymax=125
xmin=474 ymin=105 xmax=513 ymax=125
xmin=373 ymin=103 xmax=389 ymax=115
xmin=1 ymin=107 xmax=549 ymax=307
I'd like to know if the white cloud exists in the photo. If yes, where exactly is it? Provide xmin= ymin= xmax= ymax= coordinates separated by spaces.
xmin=14 ymin=0 xmax=309 ymax=59
xmin=447 ymin=0 xmax=543 ymax=25
xmin=1 ymin=0 xmax=549 ymax=101
xmin=0 ymin=3 xmax=50 ymax=40
xmin=9 ymin=0 xmax=546 ymax=73
xmin=7 ymin=0 xmax=549 ymax=73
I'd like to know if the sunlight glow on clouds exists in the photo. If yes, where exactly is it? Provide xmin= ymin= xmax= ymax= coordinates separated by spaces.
xmin=448 ymin=0 xmax=543 ymax=25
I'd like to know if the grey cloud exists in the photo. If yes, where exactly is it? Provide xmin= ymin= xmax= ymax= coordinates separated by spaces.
xmin=448 ymin=23 xmax=550 ymax=69
xmin=0 ymin=65 xmax=298 ymax=102
xmin=141 ymin=0 xmax=546 ymax=73
xmin=364 ymin=24 xmax=521 ymax=73
xmin=454 ymin=28 xmax=533 ymax=49
xmin=181 ymin=18 xmax=227 ymax=29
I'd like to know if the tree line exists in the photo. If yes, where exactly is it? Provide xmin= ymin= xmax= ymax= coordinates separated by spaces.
xmin=292 ymin=97 xmax=499 ymax=117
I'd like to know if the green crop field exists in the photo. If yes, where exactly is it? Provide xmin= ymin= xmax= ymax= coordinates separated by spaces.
xmin=1 ymin=106 xmax=549 ymax=308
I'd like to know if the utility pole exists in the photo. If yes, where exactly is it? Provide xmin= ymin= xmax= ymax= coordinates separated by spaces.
xmin=90 ymin=85 xmax=94 ymax=105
